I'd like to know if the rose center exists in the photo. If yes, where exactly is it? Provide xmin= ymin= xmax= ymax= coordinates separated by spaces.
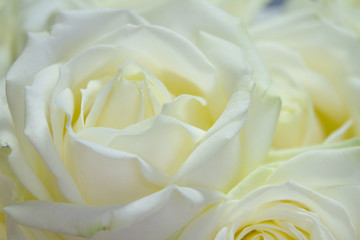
xmin=73 ymin=61 xmax=173 ymax=131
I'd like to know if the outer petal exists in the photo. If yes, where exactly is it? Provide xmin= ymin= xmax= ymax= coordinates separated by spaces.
xmin=4 ymin=186 xmax=222 ymax=240
xmin=170 ymin=88 xmax=250 ymax=192
xmin=266 ymin=146 xmax=360 ymax=189
xmin=184 ymin=28 xmax=281 ymax=177
xmin=24 ymin=64 xmax=85 ymax=204
xmin=240 ymin=89 xmax=280 ymax=175
xmin=65 ymin=115 xmax=201 ymax=205
xmin=1 ymin=76 xmax=52 ymax=202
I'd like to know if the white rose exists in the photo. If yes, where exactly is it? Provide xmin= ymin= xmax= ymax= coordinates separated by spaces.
xmin=1 ymin=0 xmax=280 ymax=239
xmin=249 ymin=0 xmax=360 ymax=149
xmin=178 ymin=141 xmax=360 ymax=239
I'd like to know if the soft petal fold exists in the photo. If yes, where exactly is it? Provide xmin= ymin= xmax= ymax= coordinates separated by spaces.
xmin=209 ymin=0 xmax=269 ymax=23
xmin=161 ymin=94 xmax=212 ymax=130
xmin=169 ymin=87 xmax=251 ymax=192
xmin=266 ymin=146 xmax=360 ymax=189
xmin=4 ymin=186 xmax=223 ymax=239
xmin=25 ymin=64 xmax=84 ymax=204
xmin=139 ymin=0 xmax=240 ymax=43
xmin=197 ymin=31 xmax=253 ymax=98
xmin=181 ymin=182 xmax=357 ymax=239
xmin=240 ymin=89 xmax=280 ymax=175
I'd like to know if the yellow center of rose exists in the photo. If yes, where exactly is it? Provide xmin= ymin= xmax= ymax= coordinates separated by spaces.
xmin=233 ymin=201 xmax=317 ymax=240
xmin=71 ymin=60 xmax=215 ymax=133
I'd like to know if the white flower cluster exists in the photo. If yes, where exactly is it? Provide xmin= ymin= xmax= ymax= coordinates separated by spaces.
xmin=0 ymin=0 xmax=359 ymax=239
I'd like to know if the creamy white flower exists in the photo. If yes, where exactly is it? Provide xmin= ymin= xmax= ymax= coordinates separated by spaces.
xmin=250 ymin=0 xmax=360 ymax=149
xmin=0 ymin=0 xmax=280 ymax=239
xmin=178 ymin=142 xmax=360 ymax=239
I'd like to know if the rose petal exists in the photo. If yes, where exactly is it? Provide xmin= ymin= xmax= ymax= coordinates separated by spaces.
xmin=170 ymin=89 xmax=250 ymax=192
xmin=4 ymin=186 xmax=222 ymax=239
xmin=25 ymin=66 xmax=85 ymax=204
xmin=266 ymin=138 xmax=360 ymax=164
xmin=161 ymin=94 xmax=212 ymax=130
xmin=92 ymin=24 xmax=220 ymax=109
xmin=64 ymin=124 xmax=166 ymax=205
xmin=106 ymin=115 xmax=199 ymax=176
xmin=197 ymin=31 xmax=253 ymax=98
xmin=240 ymin=89 xmax=281 ymax=175
xmin=266 ymin=146 xmax=360 ymax=189
xmin=182 ymin=182 xmax=357 ymax=239
xmin=209 ymin=0 xmax=269 ymax=23
xmin=139 ymin=0 xmax=240 ymax=43
xmin=318 ymin=185 xmax=360 ymax=237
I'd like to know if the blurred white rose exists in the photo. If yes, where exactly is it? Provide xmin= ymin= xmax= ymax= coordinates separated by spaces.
xmin=249 ymin=0 xmax=360 ymax=149
xmin=0 ymin=0 xmax=280 ymax=239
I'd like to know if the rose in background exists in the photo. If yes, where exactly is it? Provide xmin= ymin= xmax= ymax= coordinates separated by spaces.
xmin=172 ymin=1 xmax=360 ymax=238
xmin=319 ymin=0 xmax=360 ymax=34
xmin=177 ymin=142 xmax=360 ymax=239
xmin=248 ymin=0 xmax=360 ymax=150
xmin=0 ymin=0 xmax=280 ymax=239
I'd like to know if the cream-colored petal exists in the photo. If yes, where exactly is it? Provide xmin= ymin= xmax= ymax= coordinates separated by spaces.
xmin=197 ymin=31 xmax=253 ymax=99
xmin=106 ymin=115 xmax=198 ymax=176
xmin=64 ymin=119 xmax=167 ymax=206
xmin=178 ymin=202 xmax=234 ymax=240
xmin=266 ymin=136 xmax=360 ymax=165
xmin=229 ymin=182 xmax=356 ymax=239
xmin=318 ymin=185 xmax=360 ymax=237
xmin=170 ymin=89 xmax=251 ymax=192
xmin=266 ymin=146 xmax=360 ymax=189
xmin=240 ymin=89 xmax=280 ymax=175
xmin=209 ymin=0 xmax=269 ymax=24
xmin=93 ymin=24 xmax=219 ymax=105
xmin=139 ymin=0 xmax=240 ymax=43
xmin=25 ymin=67 xmax=84 ymax=204
xmin=4 ymin=186 xmax=222 ymax=239
xmin=86 ymin=61 xmax=172 ymax=130
xmin=251 ymin=7 xmax=360 ymax=134
xmin=161 ymin=94 xmax=212 ymax=130
xmin=256 ymin=41 xmax=326 ymax=148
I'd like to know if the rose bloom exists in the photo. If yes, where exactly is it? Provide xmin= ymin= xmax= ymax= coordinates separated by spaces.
xmin=0 ymin=0 xmax=280 ymax=239
xmin=177 ymin=142 xmax=360 ymax=239
xmin=248 ymin=0 xmax=360 ymax=150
